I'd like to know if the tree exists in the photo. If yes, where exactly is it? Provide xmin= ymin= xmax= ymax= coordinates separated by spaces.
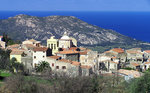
xmin=9 ymin=58 xmax=24 ymax=73
xmin=0 ymin=49 xmax=11 ymax=70
xmin=35 ymin=61 xmax=51 ymax=73
xmin=127 ymin=71 xmax=150 ymax=93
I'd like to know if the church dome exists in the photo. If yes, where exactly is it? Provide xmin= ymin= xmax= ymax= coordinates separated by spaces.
xmin=60 ymin=32 xmax=70 ymax=40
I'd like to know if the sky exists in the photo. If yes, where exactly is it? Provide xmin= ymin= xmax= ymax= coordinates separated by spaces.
xmin=0 ymin=0 xmax=150 ymax=11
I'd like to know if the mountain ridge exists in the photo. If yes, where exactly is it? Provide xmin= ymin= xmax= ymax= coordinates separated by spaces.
xmin=0 ymin=14 xmax=149 ymax=51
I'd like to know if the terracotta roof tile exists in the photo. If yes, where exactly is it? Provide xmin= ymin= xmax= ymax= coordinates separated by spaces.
xmin=24 ymin=44 xmax=36 ymax=48
xmin=56 ymin=50 xmax=79 ymax=54
xmin=118 ymin=69 xmax=141 ymax=78
xmin=10 ymin=51 xmax=24 ymax=55
xmin=58 ymin=59 xmax=72 ymax=63
xmin=111 ymin=48 xmax=124 ymax=53
xmin=7 ymin=44 xmax=20 ymax=48
xmin=131 ymin=63 xmax=140 ymax=66
xmin=81 ymin=65 xmax=92 ymax=69
xmin=144 ymin=50 xmax=150 ymax=53
xmin=71 ymin=61 xmax=80 ymax=66
xmin=33 ymin=47 xmax=48 ymax=51
xmin=79 ymin=51 xmax=87 ymax=55
xmin=69 ymin=47 xmax=78 ymax=50
xmin=126 ymin=50 xmax=143 ymax=54
xmin=145 ymin=62 xmax=150 ymax=64
xmin=0 ymin=36 xmax=3 ymax=38
xmin=48 ymin=56 xmax=61 ymax=60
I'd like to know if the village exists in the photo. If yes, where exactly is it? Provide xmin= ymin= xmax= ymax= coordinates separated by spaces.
xmin=0 ymin=32 xmax=149 ymax=80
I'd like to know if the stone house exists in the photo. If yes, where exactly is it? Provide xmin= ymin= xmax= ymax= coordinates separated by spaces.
xmin=56 ymin=50 xmax=79 ymax=62
xmin=98 ymin=55 xmax=120 ymax=73
xmin=21 ymin=56 xmax=33 ymax=74
xmin=32 ymin=47 xmax=49 ymax=68
xmin=46 ymin=56 xmax=81 ymax=77
xmin=143 ymin=50 xmax=150 ymax=61
xmin=127 ymin=62 xmax=140 ymax=71
xmin=80 ymin=65 xmax=93 ymax=76
xmin=104 ymin=48 xmax=127 ymax=63
xmin=126 ymin=49 xmax=143 ymax=63
xmin=22 ymin=39 xmax=41 ymax=47
xmin=10 ymin=49 xmax=26 ymax=63
xmin=79 ymin=50 xmax=98 ymax=71
xmin=118 ymin=69 xmax=142 ymax=81
xmin=59 ymin=32 xmax=73 ymax=48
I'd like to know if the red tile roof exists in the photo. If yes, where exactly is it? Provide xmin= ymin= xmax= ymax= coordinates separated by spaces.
xmin=24 ymin=44 xmax=36 ymax=48
xmin=145 ymin=62 xmax=150 ymax=64
xmin=7 ymin=44 xmax=20 ymax=48
xmin=144 ymin=50 xmax=150 ymax=53
xmin=0 ymin=36 xmax=3 ymax=38
xmin=69 ymin=47 xmax=78 ymax=50
xmin=79 ymin=51 xmax=87 ymax=55
xmin=118 ymin=69 xmax=141 ymax=78
xmin=48 ymin=56 xmax=61 ymax=60
xmin=56 ymin=50 xmax=79 ymax=54
xmin=126 ymin=50 xmax=143 ymax=54
xmin=57 ymin=59 xmax=80 ymax=66
xmin=71 ymin=61 xmax=80 ymax=66
xmin=111 ymin=48 xmax=124 ymax=53
xmin=131 ymin=63 xmax=140 ymax=67
xmin=10 ymin=51 xmax=24 ymax=55
xmin=58 ymin=59 xmax=72 ymax=63
xmin=81 ymin=65 xmax=92 ymax=69
xmin=33 ymin=47 xmax=48 ymax=51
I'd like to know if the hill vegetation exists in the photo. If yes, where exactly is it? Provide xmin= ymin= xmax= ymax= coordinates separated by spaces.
xmin=0 ymin=14 xmax=150 ymax=52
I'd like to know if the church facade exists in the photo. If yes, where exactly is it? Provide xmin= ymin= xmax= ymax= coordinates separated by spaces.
xmin=47 ymin=32 xmax=77 ymax=55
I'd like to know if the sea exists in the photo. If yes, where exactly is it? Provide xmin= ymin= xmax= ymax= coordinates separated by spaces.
xmin=0 ymin=11 xmax=150 ymax=42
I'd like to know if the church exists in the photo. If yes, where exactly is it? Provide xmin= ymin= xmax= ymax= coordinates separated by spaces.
xmin=47 ymin=31 xmax=77 ymax=55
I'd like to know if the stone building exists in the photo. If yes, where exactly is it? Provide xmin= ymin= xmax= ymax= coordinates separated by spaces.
xmin=126 ymin=48 xmax=143 ymax=63
xmin=47 ymin=36 xmax=59 ymax=55
xmin=79 ymin=50 xmax=98 ymax=73
xmin=32 ymin=47 xmax=49 ymax=68
xmin=143 ymin=50 xmax=150 ymax=60
xmin=10 ymin=50 xmax=26 ymax=63
xmin=80 ymin=65 xmax=93 ymax=76
xmin=56 ymin=50 xmax=79 ymax=62
xmin=22 ymin=39 xmax=41 ymax=47
xmin=59 ymin=32 xmax=73 ymax=48
xmin=46 ymin=56 xmax=81 ymax=77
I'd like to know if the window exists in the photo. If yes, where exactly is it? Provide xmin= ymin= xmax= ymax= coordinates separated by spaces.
xmin=48 ymin=44 xmax=50 ymax=48
xmin=43 ymin=51 xmax=45 ymax=53
xmin=52 ymin=63 xmax=54 ymax=67
xmin=62 ymin=66 xmax=66 ymax=69
xmin=54 ymin=44 xmax=56 ymax=50
xmin=34 ymin=51 xmax=36 ymax=53
xmin=56 ymin=66 xmax=59 ymax=69
xmin=43 ymin=56 xmax=45 ymax=58
xmin=34 ymin=56 xmax=36 ymax=59
xmin=34 ymin=63 xmax=37 ymax=67
xmin=85 ymin=59 xmax=87 ymax=62
xmin=51 ymin=44 xmax=53 ymax=49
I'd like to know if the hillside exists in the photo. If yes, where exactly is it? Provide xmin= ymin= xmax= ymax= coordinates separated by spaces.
xmin=0 ymin=14 xmax=150 ymax=52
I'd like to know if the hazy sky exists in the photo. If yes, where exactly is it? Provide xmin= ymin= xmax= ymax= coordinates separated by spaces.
xmin=0 ymin=0 xmax=150 ymax=11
